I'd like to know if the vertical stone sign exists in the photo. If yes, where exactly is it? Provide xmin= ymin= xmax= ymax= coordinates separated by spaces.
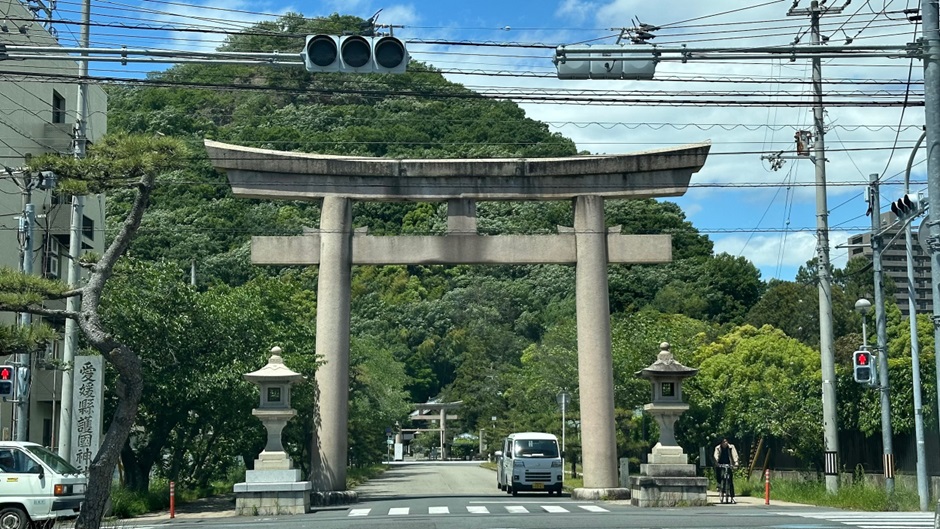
xmin=69 ymin=356 xmax=103 ymax=473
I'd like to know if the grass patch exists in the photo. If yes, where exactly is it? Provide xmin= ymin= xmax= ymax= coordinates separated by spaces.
xmin=751 ymin=477 xmax=921 ymax=511
xmin=346 ymin=464 xmax=388 ymax=488
xmin=563 ymin=475 xmax=584 ymax=491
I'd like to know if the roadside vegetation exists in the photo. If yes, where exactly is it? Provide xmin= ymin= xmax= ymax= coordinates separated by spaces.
xmin=2 ymin=11 xmax=936 ymax=525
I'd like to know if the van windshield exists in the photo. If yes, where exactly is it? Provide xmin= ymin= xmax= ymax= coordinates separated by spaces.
xmin=24 ymin=445 xmax=81 ymax=474
xmin=513 ymin=439 xmax=559 ymax=458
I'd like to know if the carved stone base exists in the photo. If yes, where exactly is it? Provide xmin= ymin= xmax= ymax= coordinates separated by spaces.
xmin=629 ymin=475 xmax=708 ymax=507
xmin=234 ymin=481 xmax=312 ymax=515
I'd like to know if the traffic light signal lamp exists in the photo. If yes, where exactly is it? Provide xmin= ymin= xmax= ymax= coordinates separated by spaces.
xmin=890 ymin=192 xmax=927 ymax=222
xmin=0 ymin=365 xmax=13 ymax=398
xmin=301 ymin=35 xmax=409 ymax=74
xmin=852 ymin=350 xmax=875 ymax=384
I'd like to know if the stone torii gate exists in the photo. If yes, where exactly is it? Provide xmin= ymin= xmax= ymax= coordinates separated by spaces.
xmin=205 ymin=139 xmax=710 ymax=496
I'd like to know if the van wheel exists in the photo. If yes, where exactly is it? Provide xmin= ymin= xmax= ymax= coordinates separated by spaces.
xmin=0 ymin=506 xmax=29 ymax=529
xmin=511 ymin=487 xmax=518 ymax=497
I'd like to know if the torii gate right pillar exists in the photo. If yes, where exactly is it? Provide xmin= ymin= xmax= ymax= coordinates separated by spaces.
xmin=574 ymin=195 xmax=618 ymax=488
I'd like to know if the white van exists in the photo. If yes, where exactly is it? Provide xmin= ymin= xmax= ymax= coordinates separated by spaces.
xmin=497 ymin=432 xmax=563 ymax=496
xmin=0 ymin=441 xmax=86 ymax=529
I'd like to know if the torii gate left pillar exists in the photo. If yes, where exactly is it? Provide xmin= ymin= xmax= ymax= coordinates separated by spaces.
xmin=206 ymin=139 xmax=710 ymax=497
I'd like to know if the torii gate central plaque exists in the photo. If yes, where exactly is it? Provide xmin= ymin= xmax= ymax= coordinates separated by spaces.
xmin=206 ymin=139 xmax=710 ymax=497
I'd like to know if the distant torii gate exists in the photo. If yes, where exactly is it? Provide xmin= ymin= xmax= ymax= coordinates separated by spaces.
xmin=206 ymin=139 xmax=710 ymax=495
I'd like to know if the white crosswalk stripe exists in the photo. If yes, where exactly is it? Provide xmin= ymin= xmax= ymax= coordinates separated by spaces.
xmin=777 ymin=511 xmax=935 ymax=529
xmin=347 ymin=504 xmax=610 ymax=517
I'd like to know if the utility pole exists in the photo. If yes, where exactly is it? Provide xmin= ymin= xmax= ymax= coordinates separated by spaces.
xmin=16 ymin=179 xmax=35 ymax=442
xmin=788 ymin=0 xmax=842 ymax=493
xmin=57 ymin=0 xmax=90 ymax=461
xmin=921 ymin=0 xmax=940 ymax=513
xmin=868 ymin=174 xmax=896 ymax=494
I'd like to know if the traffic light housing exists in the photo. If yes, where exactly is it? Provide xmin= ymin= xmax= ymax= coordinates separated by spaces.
xmin=555 ymin=44 xmax=657 ymax=80
xmin=301 ymin=35 xmax=409 ymax=74
xmin=890 ymin=192 xmax=926 ymax=221
xmin=0 ymin=365 xmax=13 ymax=398
xmin=853 ymin=350 xmax=874 ymax=384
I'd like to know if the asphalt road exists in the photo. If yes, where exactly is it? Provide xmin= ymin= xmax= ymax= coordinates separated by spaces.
xmin=123 ymin=461 xmax=936 ymax=529
xmin=354 ymin=461 xmax=501 ymax=498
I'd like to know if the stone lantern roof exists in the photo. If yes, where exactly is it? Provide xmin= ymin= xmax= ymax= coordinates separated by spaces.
xmin=636 ymin=342 xmax=698 ymax=379
xmin=244 ymin=347 xmax=304 ymax=385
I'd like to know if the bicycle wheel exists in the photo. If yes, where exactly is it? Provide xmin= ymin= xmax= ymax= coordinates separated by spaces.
xmin=718 ymin=468 xmax=729 ymax=504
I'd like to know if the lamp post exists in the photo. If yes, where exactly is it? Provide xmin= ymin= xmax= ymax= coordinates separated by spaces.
xmin=855 ymin=299 xmax=871 ymax=349
xmin=557 ymin=390 xmax=570 ymax=465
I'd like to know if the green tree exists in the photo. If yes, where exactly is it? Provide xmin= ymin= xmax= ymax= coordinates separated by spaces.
xmin=0 ymin=135 xmax=189 ymax=529
xmin=681 ymin=324 xmax=823 ymax=467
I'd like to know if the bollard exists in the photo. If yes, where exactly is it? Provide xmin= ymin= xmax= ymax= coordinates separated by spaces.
xmin=170 ymin=481 xmax=175 ymax=518
xmin=764 ymin=468 xmax=770 ymax=505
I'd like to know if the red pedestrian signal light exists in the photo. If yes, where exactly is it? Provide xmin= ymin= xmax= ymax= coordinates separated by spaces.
xmin=853 ymin=351 xmax=873 ymax=384
xmin=0 ymin=365 xmax=13 ymax=398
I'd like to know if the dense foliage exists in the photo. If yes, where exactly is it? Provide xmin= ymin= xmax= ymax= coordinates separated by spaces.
xmin=5 ymin=12 xmax=926 ymax=496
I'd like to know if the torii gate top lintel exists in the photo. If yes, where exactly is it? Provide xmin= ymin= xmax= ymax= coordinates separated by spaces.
xmin=205 ymin=139 xmax=710 ymax=202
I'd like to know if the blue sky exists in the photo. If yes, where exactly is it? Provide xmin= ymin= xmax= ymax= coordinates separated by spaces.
xmin=45 ymin=0 xmax=930 ymax=282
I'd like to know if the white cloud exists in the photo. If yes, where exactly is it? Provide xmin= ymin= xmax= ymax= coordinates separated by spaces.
xmin=555 ymin=0 xmax=600 ymax=24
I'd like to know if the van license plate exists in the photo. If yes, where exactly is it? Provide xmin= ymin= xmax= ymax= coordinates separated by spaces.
xmin=532 ymin=483 xmax=544 ymax=489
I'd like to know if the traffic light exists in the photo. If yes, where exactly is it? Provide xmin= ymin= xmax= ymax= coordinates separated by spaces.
xmin=0 ymin=365 xmax=13 ymax=398
xmin=890 ymin=192 xmax=926 ymax=221
xmin=555 ymin=44 xmax=657 ymax=80
xmin=853 ymin=351 xmax=874 ymax=384
xmin=301 ymin=35 xmax=409 ymax=74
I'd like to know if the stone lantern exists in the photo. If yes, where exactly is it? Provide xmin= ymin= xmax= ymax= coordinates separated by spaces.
xmin=629 ymin=342 xmax=707 ymax=507
xmin=234 ymin=347 xmax=311 ymax=515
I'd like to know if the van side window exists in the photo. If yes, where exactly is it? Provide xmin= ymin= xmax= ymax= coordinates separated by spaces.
xmin=0 ymin=449 xmax=14 ymax=472
xmin=0 ymin=449 xmax=35 ymax=473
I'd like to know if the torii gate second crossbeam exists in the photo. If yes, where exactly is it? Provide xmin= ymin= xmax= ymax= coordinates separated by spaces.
xmin=206 ymin=139 xmax=710 ymax=497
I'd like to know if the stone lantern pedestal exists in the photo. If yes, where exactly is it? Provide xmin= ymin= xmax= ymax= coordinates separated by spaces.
xmin=630 ymin=342 xmax=707 ymax=507
xmin=234 ymin=347 xmax=311 ymax=515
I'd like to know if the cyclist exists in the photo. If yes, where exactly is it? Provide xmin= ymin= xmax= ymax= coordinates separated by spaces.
xmin=713 ymin=438 xmax=739 ymax=503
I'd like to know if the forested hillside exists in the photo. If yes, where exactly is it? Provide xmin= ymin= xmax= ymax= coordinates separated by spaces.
xmin=95 ymin=12 xmax=938 ymax=488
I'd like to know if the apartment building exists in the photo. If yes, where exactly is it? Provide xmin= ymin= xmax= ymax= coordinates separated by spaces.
xmin=0 ymin=0 xmax=107 ymax=444
xmin=846 ymin=212 xmax=932 ymax=317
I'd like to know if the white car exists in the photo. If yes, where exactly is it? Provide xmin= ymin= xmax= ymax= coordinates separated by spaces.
xmin=0 ymin=442 xmax=86 ymax=529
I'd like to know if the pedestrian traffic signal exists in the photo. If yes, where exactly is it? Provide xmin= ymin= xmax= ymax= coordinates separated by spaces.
xmin=890 ymin=192 xmax=926 ymax=222
xmin=852 ymin=351 xmax=874 ymax=384
xmin=301 ymin=34 xmax=409 ymax=74
xmin=0 ymin=365 xmax=14 ymax=398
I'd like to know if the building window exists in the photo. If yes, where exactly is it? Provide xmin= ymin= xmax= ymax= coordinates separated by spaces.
xmin=52 ymin=91 xmax=66 ymax=124
xmin=82 ymin=215 xmax=93 ymax=240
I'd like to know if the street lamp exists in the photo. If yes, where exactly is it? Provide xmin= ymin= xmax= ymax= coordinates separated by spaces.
xmin=557 ymin=390 xmax=570 ymax=465
xmin=855 ymin=298 xmax=871 ymax=349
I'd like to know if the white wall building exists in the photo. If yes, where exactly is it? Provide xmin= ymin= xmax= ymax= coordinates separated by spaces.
xmin=0 ymin=0 xmax=107 ymax=445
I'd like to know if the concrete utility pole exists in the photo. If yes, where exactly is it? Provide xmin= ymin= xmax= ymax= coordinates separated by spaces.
xmin=58 ymin=0 xmax=90 ymax=460
xmin=921 ymin=0 xmax=940 ymax=512
xmin=788 ymin=0 xmax=842 ymax=493
xmin=16 ymin=184 xmax=35 ymax=442
xmin=868 ymin=174 xmax=895 ymax=494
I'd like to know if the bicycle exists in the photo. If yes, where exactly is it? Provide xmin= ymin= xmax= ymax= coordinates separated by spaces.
xmin=717 ymin=464 xmax=734 ymax=504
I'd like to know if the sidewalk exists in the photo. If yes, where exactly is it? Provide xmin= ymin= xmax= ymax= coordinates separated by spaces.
xmin=117 ymin=494 xmax=238 ymax=524
xmin=705 ymin=490 xmax=811 ymax=507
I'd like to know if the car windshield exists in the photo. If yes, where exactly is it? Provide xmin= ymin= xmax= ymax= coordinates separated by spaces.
xmin=24 ymin=445 xmax=82 ymax=474
xmin=513 ymin=439 xmax=558 ymax=458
